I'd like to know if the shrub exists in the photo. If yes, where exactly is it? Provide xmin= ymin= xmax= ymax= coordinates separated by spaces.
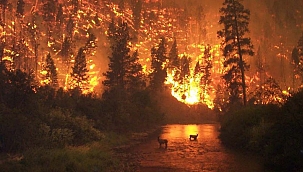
xmin=43 ymin=109 xmax=103 ymax=146
xmin=219 ymin=105 xmax=279 ymax=149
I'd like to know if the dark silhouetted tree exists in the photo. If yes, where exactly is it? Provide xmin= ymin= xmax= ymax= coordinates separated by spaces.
xmin=217 ymin=0 xmax=254 ymax=106
xmin=103 ymin=19 xmax=145 ymax=94
xmin=43 ymin=53 xmax=58 ymax=88
xmin=292 ymin=33 xmax=303 ymax=84
xmin=66 ymin=16 xmax=74 ymax=40
xmin=200 ymin=45 xmax=213 ymax=102
xmin=56 ymin=4 xmax=64 ymax=26
xmin=179 ymin=54 xmax=190 ymax=82
xmin=70 ymin=47 xmax=89 ymax=91
xmin=16 ymin=0 xmax=25 ymax=17
xmin=0 ymin=62 xmax=34 ymax=108
xmin=168 ymin=38 xmax=179 ymax=68
xmin=149 ymin=37 xmax=168 ymax=91
xmin=131 ymin=0 xmax=142 ymax=38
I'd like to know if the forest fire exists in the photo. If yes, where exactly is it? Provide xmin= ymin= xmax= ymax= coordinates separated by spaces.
xmin=0 ymin=0 xmax=301 ymax=108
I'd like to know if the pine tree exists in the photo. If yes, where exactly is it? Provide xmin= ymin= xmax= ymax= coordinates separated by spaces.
xmin=103 ymin=19 xmax=144 ymax=94
xmin=179 ymin=55 xmax=190 ymax=83
xmin=42 ymin=0 xmax=56 ymax=22
xmin=43 ymin=53 xmax=58 ymax=88
xmin=200 ymin=45 xmax=213 ymax=102
xmin=66 ymin=16 xmax=74 ymax=40
xmin=60 ymin=37 xmax=72 ymax=63
xmin=178 ymin=54 xmax=191 ymax=99
xmin=16 ymin=0 xmax=25 ymax=17
xmin=42 ymin=0 xmax=57 ymax=43
xmin=84 ymin=29 xmax=97 ymax=56
xmin=168 ymin=38 xmax=179 ymax=68
xmin=56 ymin=4 xmax=64 ymax=25
xmin=194 ymin=61 xmax=201 ymax=77
xmin=149 ymin=37 xmax=168 ymax=91
xmin=292 ymin=33 xmax=303 ymax=84
xmin=196 ymin=5 xmax=206 ymax=43
xmin=71 ymin=0 xmax=79 ymax=14
xmin=27 ymin=12 xmax=40 ymax=75
xmin=131 ymin=0 xmax=142 ymax=38
xmin=217 ymin=0 xmax=254 ymax=106
xmin=70 ymin=47 xmax=89 ymax=91
xmin=126 ymin=50 xmax=145 ymax=92
xmin=255 ymin=46 xmax=265 ymax=85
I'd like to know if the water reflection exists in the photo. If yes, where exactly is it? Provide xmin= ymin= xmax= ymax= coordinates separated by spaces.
xmin=133 ymin=124 xmax=264 ymax=172
xmin=166 ymin=124 xmax=200 ymax=139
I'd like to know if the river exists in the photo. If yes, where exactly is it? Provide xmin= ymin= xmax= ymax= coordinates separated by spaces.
xmin=126 ymin=124 xmax=265 ymax=172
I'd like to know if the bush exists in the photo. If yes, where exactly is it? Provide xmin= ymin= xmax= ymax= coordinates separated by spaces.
xmin=0 ymin=105 xmax=42 ymax=152
xmin=219 ymin=104 xmax=279 ymax=149
xmin=42 ymin=109 xmax=104 ymax=147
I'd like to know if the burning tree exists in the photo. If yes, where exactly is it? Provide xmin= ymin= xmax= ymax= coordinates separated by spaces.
xmin=250 ymin=77 xmax=287 ymax=105
xmin=217 ymin=0 xmax=254 ymax=106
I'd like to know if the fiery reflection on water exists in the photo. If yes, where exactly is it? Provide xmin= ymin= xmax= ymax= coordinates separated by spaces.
xmin=132 ymin=124 xmax=264 ymax=172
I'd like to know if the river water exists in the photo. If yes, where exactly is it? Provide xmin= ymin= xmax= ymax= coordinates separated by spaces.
xmin=128 ymin=124 xmax=265 ymax=172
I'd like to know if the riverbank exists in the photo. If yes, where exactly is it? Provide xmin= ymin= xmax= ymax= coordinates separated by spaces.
xmin=0 ymin=125 xmax=163 ymax=172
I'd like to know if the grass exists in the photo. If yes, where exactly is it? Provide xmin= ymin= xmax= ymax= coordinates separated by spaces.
xmin=0 ymin=132 xmax=133 ymax=172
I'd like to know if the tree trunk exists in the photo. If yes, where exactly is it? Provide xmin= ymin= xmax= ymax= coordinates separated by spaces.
xmin=233 ymin=0 xmax=247 ymax=106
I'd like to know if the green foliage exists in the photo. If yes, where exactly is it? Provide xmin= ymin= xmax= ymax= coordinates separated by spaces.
xmin=220 ymin=89 xmax=303 ymax=171
xmin=220 ymin=105 xmax=266 ymax=149
xmin=0 ymin=64 xmax=35 ymax=108
xmin=0 ymin=106 xmax=40 ymax=152
xmin=0 ymin=147 xmax=120 ymax=172
xmin=44 ymin=108 xmax=103 ymax=146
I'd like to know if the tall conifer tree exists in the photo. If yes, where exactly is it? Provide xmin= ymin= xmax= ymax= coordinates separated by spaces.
xmin=217 ymin=0 xmax=254 ymax=106
xmin=103 ymin=19 xmax=144 ymax=94
xmin=43 ymin=53 xmax=58 ymax=87
xmin=149 ymin=37 xmax=168 ymax=91
xmin=70 ymin=47 xmax=89 ymax=90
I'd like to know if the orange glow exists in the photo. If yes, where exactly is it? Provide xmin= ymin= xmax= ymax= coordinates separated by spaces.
xmin=184 ymin=125 xmax=199 ymax=137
